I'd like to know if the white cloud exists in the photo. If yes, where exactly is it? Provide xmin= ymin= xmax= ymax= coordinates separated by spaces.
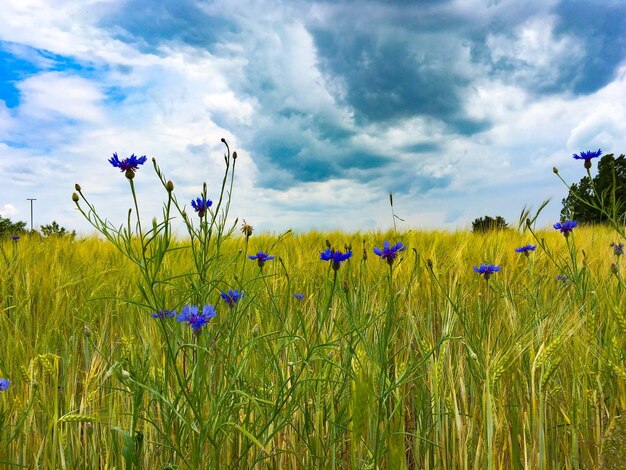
xmin=486 ymin=15 xmax=584 ymax=88
xmin=0 ymin=203 xmax=17 ymax=217
xmin=17 ymin=72 xmax=105 ymax=122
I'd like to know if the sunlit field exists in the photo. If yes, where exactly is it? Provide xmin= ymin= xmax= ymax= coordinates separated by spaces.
xmin=3 ymin=163 xmax=626 ymax=469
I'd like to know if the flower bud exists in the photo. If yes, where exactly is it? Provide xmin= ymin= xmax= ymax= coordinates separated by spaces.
xmin=72 ymin=193 xmax=79 ymax=203
xmin=166 ymin=180 xmax=174 ymax=192
xmin=121 ymin=370 xmax=130 ymax=379
xmin=233 ymin=151 xmax=238 ymax=160
xmin=84 ymin=325 xmax=92 ymax=338
xmin=611 ymin=263 xmax=619 ymax=275
xmin=75 ymin=183 xmax=81 ymax=191
xmin=426 ymin=258 xmax=433 ymax=269
xmin=552 ymin=167 xmax=559 ymax=174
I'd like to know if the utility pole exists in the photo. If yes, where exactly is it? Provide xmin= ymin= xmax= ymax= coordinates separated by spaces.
xmin=26 ymin=198 xmax=36 ymax=232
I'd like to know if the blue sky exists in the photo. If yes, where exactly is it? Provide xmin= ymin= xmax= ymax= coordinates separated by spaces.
xmin=1 ymin=0 xmax=625 ymax=233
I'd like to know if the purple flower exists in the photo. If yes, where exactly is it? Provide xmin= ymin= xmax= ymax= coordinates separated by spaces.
xmin=554 ymin=220 xmax=577 ymax=237
xmin=191 ymin=196 xmax=212 ymax=218
xmin=176 ymin=305 xmax=216 ymax=333
xmin=221 ymin=290 xmax=244 ymax=307
xmin=108 ymin=153 xmax=148 ymax=174
xmin=249 ymin=251 xmax=274 ymax=268
xmin=473 ymin=263 xmax=501 ymax=280
xmin=294 ymin=293 xmax=305 ymax=301
xmin=320 ymin=248 xmax=352 ymax=271
xmin=557 ymin=275 xmax=569 ymax=283
xmin=515 ymin=244 xmax=536 ymax=254
xmin=151 ymin=309 xmax=176 ymax=319
xmin=0 ymin=378 xmax=9 ymax=391
xmin=11 ymin=236 xmax=20 ymax=241
xmin=611 ymin=242 xmax=624 ymax=257
xmin=373 ymin=241 xmax=407 ymax=265
xmin=573 ymin=149 xmax=601 ymax=169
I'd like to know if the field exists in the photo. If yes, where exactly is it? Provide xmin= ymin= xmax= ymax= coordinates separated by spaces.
xmin=2 ymin=221 xmax=626 ymax=468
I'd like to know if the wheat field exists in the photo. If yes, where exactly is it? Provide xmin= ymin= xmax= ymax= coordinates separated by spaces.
xmin=1 ymin=222 xmax=626 ymax=469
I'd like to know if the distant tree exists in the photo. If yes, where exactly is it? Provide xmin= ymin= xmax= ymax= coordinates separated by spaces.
xmin=0 ymin=215 xmax=27 ymax=237
xmin=41 ymin=221 xmax=76 ymax=238
xmin=560 ymin=153 xmax=626 ymax=224
xmin=472 ymin=215 xmax=508 ymax=233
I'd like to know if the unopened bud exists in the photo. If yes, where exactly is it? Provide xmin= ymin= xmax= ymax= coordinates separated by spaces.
xmin=611 ymin=263 xmax=619 ymax=275
xmin=121 ymin=370 xmax=131 ymax=379
xmin=552 ymin=167 xmax=559 ymax=174
xmin=427 ymin=258 xmax=433 ymax=269
xmin=72 ymin=193 xmax=79 ymax=203
xmin=84 ymin=325 xmax=92 ymax=337
xmin=75 ymin=183 xmax=81 ymax=191
xmin=325 ymin=239 xmax=331 ymax=249
xmin=166 ymin=180 xmax=174 ymax=192
xmin=233 ymin=151 xmax=238 ymax=160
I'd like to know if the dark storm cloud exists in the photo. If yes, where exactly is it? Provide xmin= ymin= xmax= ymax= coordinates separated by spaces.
xmin=554 ymin=1 xmax=626 ymax=94
xmin=309 ymin=25 xmax=484 ymax=130
xmin=98 ymin=0 xmax=238 ymax=53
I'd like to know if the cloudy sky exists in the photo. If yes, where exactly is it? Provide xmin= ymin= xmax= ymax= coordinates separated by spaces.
xmin=1 ymin=0 xmax=625 ymax=233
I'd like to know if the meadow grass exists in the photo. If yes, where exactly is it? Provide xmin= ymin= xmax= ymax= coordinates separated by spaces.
xmin=1 ymin=225 xmax=626 ymax=469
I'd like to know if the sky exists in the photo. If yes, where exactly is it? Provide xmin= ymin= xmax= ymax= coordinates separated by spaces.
xmin=1 ymin=0 xmax=625 ymax=234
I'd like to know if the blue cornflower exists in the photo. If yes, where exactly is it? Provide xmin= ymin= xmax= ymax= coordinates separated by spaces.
xmin=611 ymin=242 xmax=624 ymax=257
xmin=190 ymin=196 xmax=212 ymax=218
xmin=151 ymin=309 xmax=176 ymax=319
xmin=473 ymin=263 xmax=501 ymax=280
xmin=176 ymin=304 xmax=216 ymax=333
xmin=515 ymin=244 xmax=536 ymax=254
xmin=320 ymin=248 xmax=352 ymax=271
xmin=108 ymin=153 xmax=148 ymax=175
xmin=373 ymin=241 xmax=407 ymax=265
xmin=11 ymin=236 xmax=20 ymax=241
xmin=557 ymin=275 xmax=569 ymax=283
xmin=554 ymin=220 xmax=577 ymax=237
xmin=0 ymin=378 xmax=9 ymax=391
xmin=294 ymin=293 xmax=305 ymax=301
xmin=249 ymin=251 xmax=274 ymax=268
xmin=573 ymin=149 xmax=601 ymax=169
xmin=221 ymin=290 xmax=244 ymax=307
